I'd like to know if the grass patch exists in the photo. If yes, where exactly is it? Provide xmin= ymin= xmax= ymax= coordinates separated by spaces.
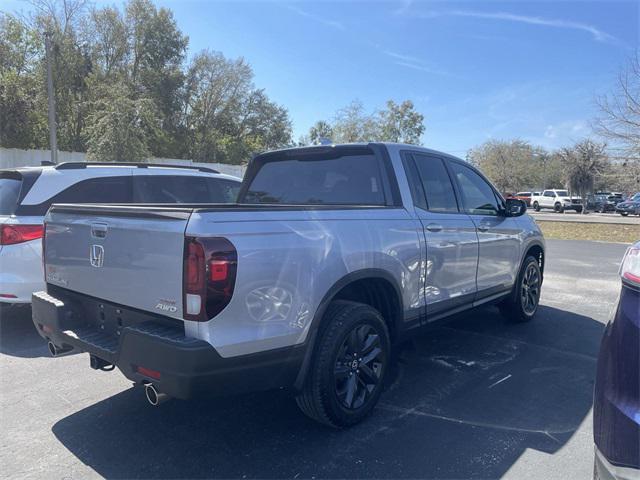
xmin=536 ymin=220 xmax=640 ymax=244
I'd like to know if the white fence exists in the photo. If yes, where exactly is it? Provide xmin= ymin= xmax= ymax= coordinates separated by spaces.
xmin=0 ymin=148 xmax=246 ymax=179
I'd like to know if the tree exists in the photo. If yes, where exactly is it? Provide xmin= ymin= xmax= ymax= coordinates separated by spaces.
xmin=308 ymin=120 xmax=333 ymax=144
xmin=85 ymin=82 xmax=160 ymax=161
xmin=467 ymin=140 xmax=543 ymax=193
xmin=559 ymin=140 xmax=609 ymax=214
xmin=0 ymin=13 xmax=47 ymax=148
xmin=331 ymin=100 xmax=379 ymax=143
xmin=377 ymin=100 xmax=424 ymax=144
xmin=184 ymin=50 xmax=291 ymax=164
xmin=594 ymin=53 xmax=640 ymax=193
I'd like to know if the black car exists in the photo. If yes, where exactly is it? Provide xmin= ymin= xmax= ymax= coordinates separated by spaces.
xmin=615 ymin=193 xmax=640 ymax=216
xmin=586 ymin=194 xmax=616 ymax=213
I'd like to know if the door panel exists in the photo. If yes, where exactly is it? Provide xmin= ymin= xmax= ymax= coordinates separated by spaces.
xmin=404 ymin=153 xmax=479 ymax=320
xmin=417 ymin=210 xmax=479 ymax=315
xmin=448 ymin=161 xmax=521 ymax=296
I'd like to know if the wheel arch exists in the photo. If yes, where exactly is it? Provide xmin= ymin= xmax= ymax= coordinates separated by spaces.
xmin=294 ymin=269 xmax=403 ymax=390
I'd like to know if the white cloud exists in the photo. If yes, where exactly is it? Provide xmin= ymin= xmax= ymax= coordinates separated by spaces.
xmin=284 ymin=5 xmax=345 ymax=31
xmin=383 ymin=50 xmax=452 ymax=76
xmin=420 ymin=10 xmax=623 ymax=46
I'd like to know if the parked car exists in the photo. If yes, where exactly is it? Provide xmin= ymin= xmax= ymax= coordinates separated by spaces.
xmin=0 ymin=162 xmax=241 ymax=307
xmin=32 ymin=143 xmax=545 ymax=427
xmin=585 ymin=194 xmax=616 ymax=213
xmin=531 ymin=189 xmax=583 ymax=213
xmin=513 ymin=191 xmax=533 ymax=207
xmin=615 ymin=193 xmax=640 ymax=216
xmin=593 ymin=242 xmax=640 ymax=479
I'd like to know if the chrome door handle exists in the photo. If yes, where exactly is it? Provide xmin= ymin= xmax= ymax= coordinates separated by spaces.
xmin=477 ymin=224 xmax=490 ymax=232
xmin=425 ymin=223 xmax=443 ymax=232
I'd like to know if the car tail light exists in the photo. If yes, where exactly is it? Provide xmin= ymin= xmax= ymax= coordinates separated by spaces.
xmin=0 ymin=224 xmax=44 ymax=245
xmin=183 ymin=237 xmax=237 ymax=321
xmin=620 ymin=247 xmax=640 ymax=286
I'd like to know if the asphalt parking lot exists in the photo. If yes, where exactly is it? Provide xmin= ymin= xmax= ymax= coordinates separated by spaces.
xmin=0 ymin=239 xmax=630 ymax=479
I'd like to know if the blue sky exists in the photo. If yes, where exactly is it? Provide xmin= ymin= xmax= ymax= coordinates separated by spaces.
xmin=4 ymin=0 xmax=638 ymax=156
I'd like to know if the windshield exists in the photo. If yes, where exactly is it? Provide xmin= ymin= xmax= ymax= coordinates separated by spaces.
xmin=243 ymin=152 xmax=386 ymax=205
xmin=0 ymin=177 xmax=22 ymax=215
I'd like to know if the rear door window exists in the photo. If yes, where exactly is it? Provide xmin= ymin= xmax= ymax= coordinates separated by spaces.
xmin=0 ymin=177 xmax=22 ymax=215
xmin=133 ymin=175 xmax=212 ymax=203
xmin=411 ymin=154 xmax=459 ymax=213
xmin=243 ymin=152 xmax=386 ymax=205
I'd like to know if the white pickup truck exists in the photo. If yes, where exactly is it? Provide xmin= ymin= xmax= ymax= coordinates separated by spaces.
xmin=531 ymin=189 xmax=583 ymax=213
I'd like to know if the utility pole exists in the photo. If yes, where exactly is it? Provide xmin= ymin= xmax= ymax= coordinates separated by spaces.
xmin=44 ymin=30 xmax=58 ymax=164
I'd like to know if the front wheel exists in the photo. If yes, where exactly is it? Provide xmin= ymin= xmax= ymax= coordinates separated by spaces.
xmin=554 ymin=202 xmax=564 ymax=213
xmin=499 ymin=256 xmax=542 ymax=323
xmin=296 ymin=300 xmax=390 ymax=428
xmin=620 ymin=212 xmax=629 ymax=216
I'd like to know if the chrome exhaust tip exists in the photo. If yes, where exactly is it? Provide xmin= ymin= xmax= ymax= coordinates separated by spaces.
xmin=47 ymin=341 xmax=73 ymax=357
xmin=144 ymin=383 xmax=170 ymax=406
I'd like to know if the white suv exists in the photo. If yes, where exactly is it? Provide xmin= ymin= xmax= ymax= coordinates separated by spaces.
xmin=0 ymin=162 xmax=241 ymax=307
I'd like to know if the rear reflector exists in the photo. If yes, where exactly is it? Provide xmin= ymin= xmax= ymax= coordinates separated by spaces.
xmin=1 ymin=224 xmax=44 ymax=245
xmin=0 ymin=294 xmax=17 ymax=298
xmin=136 ymin=366 xmax=161 ymax=380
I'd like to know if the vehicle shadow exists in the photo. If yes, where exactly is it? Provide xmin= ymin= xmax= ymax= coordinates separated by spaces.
xmin=0 ymin=305 xmax=51 ymax=358
xmin=51 ymin=305 xmax=603 ymax=479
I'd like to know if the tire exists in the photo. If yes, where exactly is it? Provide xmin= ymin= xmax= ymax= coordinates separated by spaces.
xmin=533 ymin=201 xmax=540 ymax=212
xmin=620 ymin=212 xmax=628 ymax=216
xmin=576 ymin=206 xmax=583 ymax=214
xmin=499 ymin=255 xmax=542 ymax=323
xmin=554 ymin=202 xmax=564 ymax=213
xmin=295 ymin=300 xmax=390 ymax=428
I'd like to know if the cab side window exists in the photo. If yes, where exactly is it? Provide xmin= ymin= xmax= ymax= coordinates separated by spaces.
xmin=449 ymin=162 xmax=500 ymax=216
xmin=406 ymin=153 xmax=459 ymax=213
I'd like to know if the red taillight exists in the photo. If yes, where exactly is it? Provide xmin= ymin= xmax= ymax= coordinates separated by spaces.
xmin=185 ymin=240 xmax=205 ymax=292
xmin=620 ymin=247 xmax=640 ymax=286
xmin=183 ymin=237 xmax=237 ymax=322
xmin=0 ymin=224 xmax=44 ymax=245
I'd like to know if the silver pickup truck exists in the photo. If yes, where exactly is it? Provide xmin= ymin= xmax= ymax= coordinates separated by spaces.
xmin=32 ymin=143 xmax=545 ymax=427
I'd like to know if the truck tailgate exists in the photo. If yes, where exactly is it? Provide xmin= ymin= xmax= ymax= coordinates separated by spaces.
xmin=44 ymin=204 xmax=192 ymax=320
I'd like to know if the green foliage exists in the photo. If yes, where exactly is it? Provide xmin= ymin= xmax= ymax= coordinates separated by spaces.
xmin=0 ymin=0 xmax=292 ymax=164
xmin=559 ymin=140 xmax=609 ymax=213
xmin=377 ymin=100 xmax=424 ymax=144
xmin=85 ymin=82 xmax=160 ymax=162
xmin=467 ymin=140 xmax=569 ymax=193
xmin=305 ymin=99 xmax=426 ymax=145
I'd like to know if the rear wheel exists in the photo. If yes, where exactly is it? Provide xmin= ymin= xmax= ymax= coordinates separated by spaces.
xmin=499 ymin=255 xmax=541 ymax=323
xmin=554 ymin=202 xmax=564 ymax=213
xmin=620 ymin=212 xmax=629 ymax=216
xmin=533 ymin=201 xmax=540 ymax=212
xmin=295 ymin=300 xmax=390 ymax=428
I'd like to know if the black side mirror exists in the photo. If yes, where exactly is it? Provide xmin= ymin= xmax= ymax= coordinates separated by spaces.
xmin=504 ymin=198 xmax=527 ymax=217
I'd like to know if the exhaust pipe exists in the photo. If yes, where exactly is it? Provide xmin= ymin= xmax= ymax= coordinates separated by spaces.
xmin=47 ymin=341 xmax=73 ymax=357
xmin=144 ymin=383 xmax=170 ymax=406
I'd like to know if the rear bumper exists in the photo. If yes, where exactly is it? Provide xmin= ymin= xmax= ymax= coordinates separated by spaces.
xmin=31 ymin=290 xmax=305 ymax=399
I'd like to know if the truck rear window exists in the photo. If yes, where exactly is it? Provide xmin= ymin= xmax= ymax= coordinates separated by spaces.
xmin=0 ymin=177 xmax=21 ymax=215
xmin=243 ymin=153 xmax=386 ymax=205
